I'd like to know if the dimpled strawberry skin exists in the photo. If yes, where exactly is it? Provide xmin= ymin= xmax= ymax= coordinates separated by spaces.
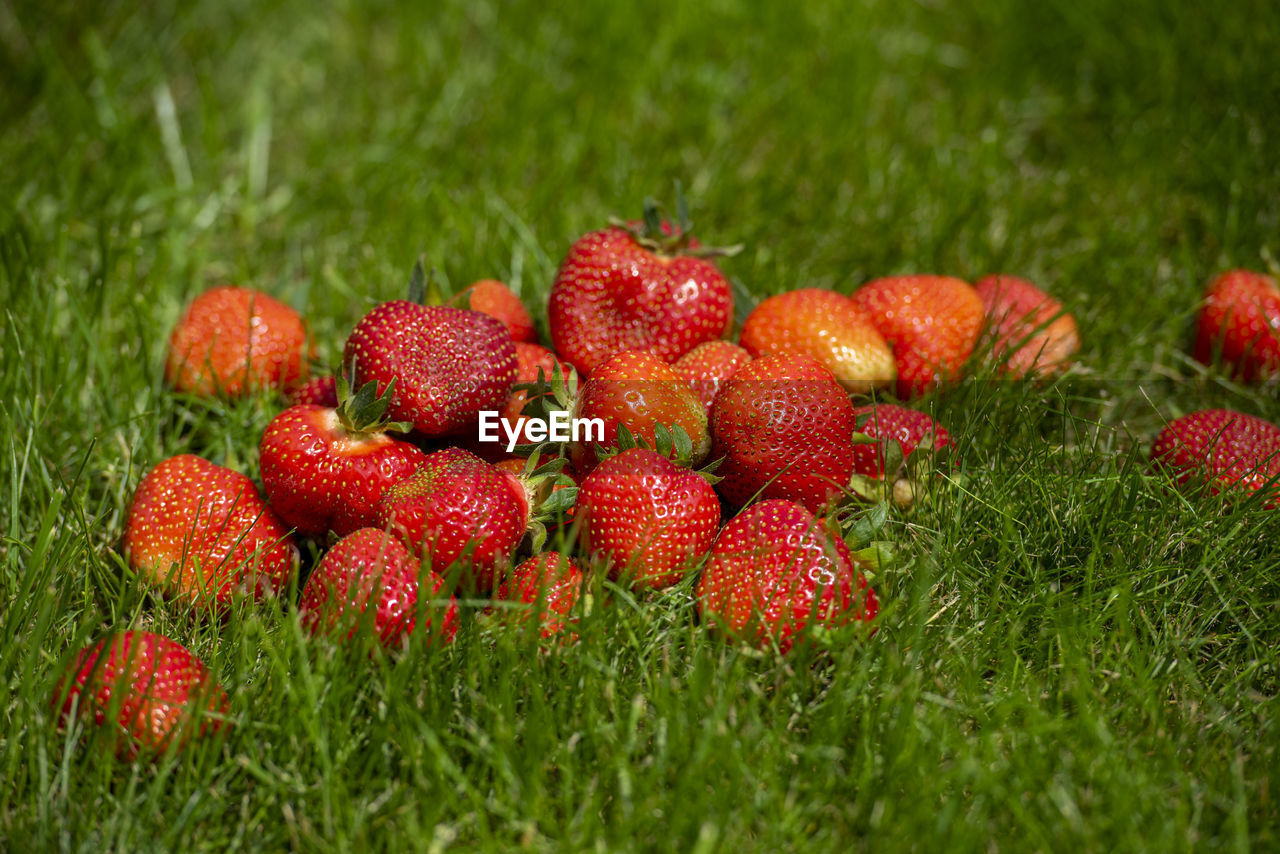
xmin=577 ymin=448 xmax=721 ymax=589
xmin=122 ymin=455 xmax=299 ymax=608
xmin=1193 ymin=270 xmax=1280 ymax=381
xmin=56 ymin=630 xmax=229 ymax=756
xmin=344 ymin=300 xmax=517 ymax=437
xmin=494 ymin=551 xmax=586 ymax=638
xmin=548 ymin=226 xmax=734 ymax=376
xmin=973 ymin=274 xmax=1079 ymax=378
xmin=673 ymin=340 xmax=754 ymax=413
xmin=464 ymin=279 xmax=537 ymax=344
xmin=851 ymin=404 xmax=952 ymax=479
xmin=710 ymin=353 xmax=858 ymax=513
xmin=696 ymin=499 xmax=878 ymax=653
xmin=1151 ymin=408 xmax=1280 ymax=506
xmin=289 ymin=375 xmax=340 ymax=407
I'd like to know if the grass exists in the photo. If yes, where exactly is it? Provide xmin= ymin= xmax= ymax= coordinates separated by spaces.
xmin=2 ymin=0 xmax=1279 ymax=849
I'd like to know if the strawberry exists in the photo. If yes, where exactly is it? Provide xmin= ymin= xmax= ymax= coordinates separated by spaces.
xmin=973 ymin=274 xmax=1079 ymax=378
xmin=548 ymin=201 xmax=734 ymax=375
xmin=739 ymin=288 xmax=896 ymax=394
xmin=343 ymin=299 xmax=517 ymax=438
xmin=493 ymin=551 xmax=586 ymax=638
xmin=673 ymin=340 xmax=753 ymax=413
xmin=498 ymin=342 xmax=569 ymax=450
xmin=289 ymin=374 xmax=339 ymax=407
xmin=696 ymin=500 xmax=879 ymax=653
xmin=577 ymin=447 xmax=721 ymax=589
xmin=54 ymin=630 xmax=229 ymax=757
xmin=166 ymin=285 xmax=309 ymax=398
xmin=457 ymin=279 xmax=536 ymax=344
xmin=1150 ymin=408 xmax=1280 ymax=507
xmin=710 ymin=353 xmax=858 ymax=513
xmin=260 ymin=378 xmax=429 ymax=539
xmin=122 ymin=455 xmax=298 ymax=609
xmin=298 ymin=527 xmax=458 ymax=648
xmin=567 ymin=349 xmax=710 ymax=476
xmin=850 ymin=404 xmax=952 ymax=479
xmin=850 ymin=275 xmax=985 ymax=398
xmin=1193 ymin=269 xmax=1280 ymax=381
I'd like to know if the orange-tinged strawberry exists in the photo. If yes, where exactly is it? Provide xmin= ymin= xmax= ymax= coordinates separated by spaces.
xmin=673 ymin=340 xmax=753 ymax=413
xmin=1193 ymin=269 xmax=1280 ymax=381
xmin=973 ymin=274 xmax=1079 ymax=378
xmin=1150 ymin=408 xmax=1280 ymax=507
xmin=165 ymin=286 xmax=309 ymax=398
xmin=739 ymin=289 xmax=895 ymax=394
xmin=458 ymin=279 xmax=536 ymax=344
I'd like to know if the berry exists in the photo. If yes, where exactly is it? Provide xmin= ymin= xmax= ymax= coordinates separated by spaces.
xmin=499 ymin=342 xmax=569 ymax=449
xmin=1151 ymin=408 xmax=1280 ymax=507
xmin=850 ymin=404 xmax=952 ymax=479
xmin=494 ymin=552 xmax=586 ymax=638
xmin=673 ymin=340 xmax=753 ymax=413
xmin=973 ymin=274 xmax=1079 ymax=378
xmin=458 ymin=279 xmax=536 ymax=343
xmin=289 ymin=374 xmax=339 ymax=407
xmin=1193 ymin=269 xmax=1280 ymax=381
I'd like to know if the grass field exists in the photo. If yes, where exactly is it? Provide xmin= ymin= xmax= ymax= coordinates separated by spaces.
xmin=3 ymin=0 xmax=1279 ymax=850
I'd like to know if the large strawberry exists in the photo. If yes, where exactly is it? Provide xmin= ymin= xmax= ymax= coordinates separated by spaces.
xmin=298 ymin=527 xmax=458 ymax=648
xmin=973 ymin=274 xmax=1079 ymax=378
xmin=457 ymin=279 xmax=536 ymax=344
xmin=710 ymin=353 xmax=858 ymax=513
xmin=260 ymin=378 xmax=428 ymax=539
xmin=851 ymin=275 xmax=985 ymax=398
xmin=548 ymin=201 xmax=734 ymax=375
xmin=739 ymin=288 xmax=896 ymax=394
xmin=166 ymin=285 xmax=309 ymax=398
xmin=696 ymin=500 xmax=879 ymax=653
xmin=673 ymin=340 xmax=753 ymax=413
xmin=123 ymin=455 xmax=298 ymax=609
xmin=1193 ymin=269 xmax=1280 ymax=381
xmin=493 ymin=551 xmax=586 ymax=639
xmin=577 ymin=447 xmax=721 ymax=589
xmin=54 ymin=630 xmax=229 ymax=758
xmin=1150 ymin=408 xmax=1280 ymax=507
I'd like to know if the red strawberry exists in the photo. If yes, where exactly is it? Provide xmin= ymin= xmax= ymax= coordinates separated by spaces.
xmin=973 ymin=274 xmax=1079 ymax=378
xmin=710 ymin=353 xmax=858 ymax=513
xmin=1150 ymin=409 xmax=1280 ymax=507
xmin=851 ymin=275 xmax=985 ymax=398
xmin=577 ymin=448 xmax=721 ymax=589
xmin=568 ymin=349 xmax=710 ymax=475
xmin=55 ymin=631 xmax=229 ymax=757
xmin=457 ymin=279 xmax=536 ymax=344
xmin=344 ymin=300 xmax=517 ymax=437
xmin=498 ymin=342 xmax=569 ymax=449
xmin=493 ymin=551 xmax=586 ymax=638
xmin=739 ymin=289 xmax=896 ymax=394
xmin=260 ymin=379 xmax=428 ymax=539
xmin=122 ymin=455 xmax=298 ymax=609
xmin=289 ymin=374 xmax=339 ymax=407
xmin=696 ymin=500 xmax=878 ymax=653
xmin=1193 ymin=269 xmax=1280 ymax=381
xmin=673 ymin=340 xmax=753 ymax=413
xmin=166 ymin=285 xmax=309 ymax=398
xmin=298 ymin=528 xmax=458 ymax=648
xmin=850 ymin=404 xmax=952 ymax=478
xmin=548 ymin=205 xmax=734 ymax=375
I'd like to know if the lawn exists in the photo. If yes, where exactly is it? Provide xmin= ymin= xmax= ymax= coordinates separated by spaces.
xmin=2 ymin=0 xmax=1279 ymax=850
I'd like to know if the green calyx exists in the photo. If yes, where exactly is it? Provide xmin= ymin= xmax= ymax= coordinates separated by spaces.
xmin=609 ymin=182 xmax=743 ymax=260
xmin=407 ymin=255 xmax=449 ymax=306
xmin=334 ymin=375 xmax=413 ymax=436
xmin=512 ymin=448 xmax=579 ymax=553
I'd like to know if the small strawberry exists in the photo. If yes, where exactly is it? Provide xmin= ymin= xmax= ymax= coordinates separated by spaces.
xmin=973 ymin=274 xmax=1079 ymax=378
xmin=457 ymin=279 xmax=536 ymax=344
xmin=298 ymin=528 xmax=458 ymax=648
xmin=696 ymin=500 xmax=879 ymax=653
xmin=710 ymin=353 xmax=858 ymax=513
xmin=122 ymin=455 xmax=299 ymax=609
xmin=577 ymin=447 xmax=721 ymax=589
xmin=166 ymin=285 xmax=309 ymax=398
xmin=493 ymin=552 xmax=586 ymax=638
xmin=673 ymin=340 xmax=753 ymax=413
xmin=849 ymin=404 xmax=952 ymax=508
xmin=1150 ymin=408 xmax=1280 ymax=507
xmin=54 ymin=630 xmax=229 ymax=757
xmin=739 ymin=289 xmax=896 ymax=394
xmin=499 ymin=342 xmax=569 ymax=449
xmin=548 ymin=198 xmax=735 ymax=375
xmin=1193 ymin=269 xmax=1280 ymax=381
xmin=850 ymin=275 xmax=985 ymax=398
xmin=260 ymin=378 xmax=428 ymax=540
xmin=289 ymin=374 xmax=339 ymax=407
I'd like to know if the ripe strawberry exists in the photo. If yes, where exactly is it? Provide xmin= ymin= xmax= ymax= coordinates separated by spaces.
xmin=289 ymin=374 xmax=339 ymax=407
xmin=973 ymin=274 xmax=1079 ymax=378
xmin=850 ymin=404 xmax=952 ymax=479
xmin=568 ymin=349 xmax=710 ymax=475
xmin=122 ymin=455 xmax=298 ymax=609
xmin=260 ymin=379 xmax=429 ymax=539
xmin=344 ymin=300 xmax=517 ymax=438
xmin=851 ymin=275 xmax=985 ymax=398
xmin=166 ymin=285 xmax=309 ymax=398
xmin=548 ymin=204 xmax=734 ymax=375
xmin=1150 ymin=408 xmax=1280 ymax=507
xmin=577 ymin=448 xmax=721 ymax=589
xmin=457 ymin=279 xmax=536 ymax=343
xmin=1193 ymin=269 xmax=1280 ymax=381
xmin=673 ymin=340 xmax=753 ymax=413
xmin=298 ymin=528 xmax=458 ymax=648
xmin=696 ymin=500 xmax=878 ymax=653
xmin=710 ymin=353 xmax=858 ymax=513
xmin=493 ymin=551 xmax=586 ymax=638
xmin=55 ymin=630 xmax=229 ymax=757
xmin=498 ymin=342 xmax=569 ymax=449
xmin=739 ymin=289 xmax=896 ymax=394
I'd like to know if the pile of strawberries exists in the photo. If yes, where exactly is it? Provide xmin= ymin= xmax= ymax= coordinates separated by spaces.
xmin=56 ymin=201 xmax=1280 ymax=758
